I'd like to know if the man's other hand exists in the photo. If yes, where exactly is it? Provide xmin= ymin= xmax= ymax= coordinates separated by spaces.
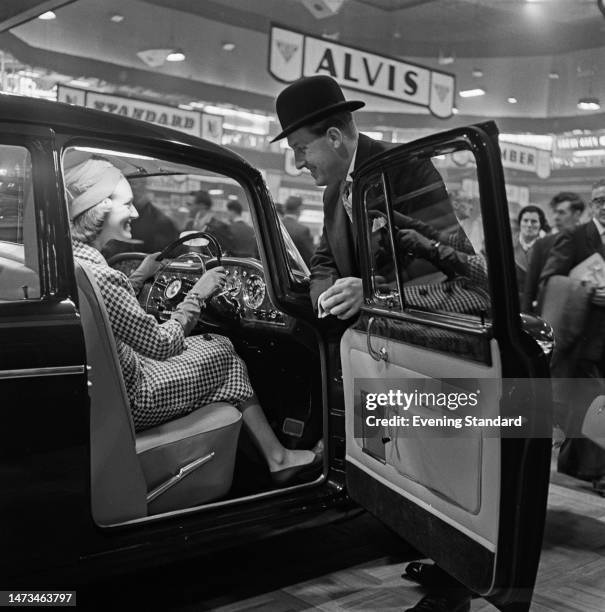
xmin=320 ymin=277 xmax=363 ymax=320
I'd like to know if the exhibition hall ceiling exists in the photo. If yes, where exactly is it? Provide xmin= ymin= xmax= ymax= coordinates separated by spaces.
xmin=1 ymin=0 xmax=604 ymax=127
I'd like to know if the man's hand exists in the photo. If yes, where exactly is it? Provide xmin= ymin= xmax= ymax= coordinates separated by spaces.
xmin=592 ymin=286 xmax=605 ymax=307
xmin=319 ymin=277 xmax=363 ymax=320
xmin=397 ymin=229 xmax=435 ymax=260
xmin=134 ymin=252 xmax=164 ymax=281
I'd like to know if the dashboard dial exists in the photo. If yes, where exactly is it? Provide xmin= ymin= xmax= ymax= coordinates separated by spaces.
xmin=164 ymin=278 xmax=182 ymax=299
xmin=243 ymin=274 xmax=265 ymax=309
xmin=225 ymin=269 xmax=242 ymax=297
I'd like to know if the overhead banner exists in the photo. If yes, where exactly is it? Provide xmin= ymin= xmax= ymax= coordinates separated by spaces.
xmin=500 ymin=141 xmax=551 ymax=179
xmin=446 ymin=142 xmax=551 ymax=179
xmin=57 ymin=86 xmax=214 ymax=139
xmin=268 ymin=24 xmax=455 ymax=119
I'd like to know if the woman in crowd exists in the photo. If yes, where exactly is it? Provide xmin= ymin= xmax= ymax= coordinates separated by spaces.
xmin=66 ymin=157 xmax=320 ymax=486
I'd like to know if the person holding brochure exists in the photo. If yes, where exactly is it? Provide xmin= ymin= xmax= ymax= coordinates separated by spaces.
xmin=540 ymin=178 xmax=605 ymax=494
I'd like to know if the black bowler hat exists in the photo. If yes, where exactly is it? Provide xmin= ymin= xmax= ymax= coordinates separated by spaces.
xmin=271 ymin=75 xmax=365 ymax=142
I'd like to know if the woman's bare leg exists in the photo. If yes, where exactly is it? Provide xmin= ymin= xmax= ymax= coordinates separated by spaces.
xmin=240 ymin=398 xmax=316 ymax=472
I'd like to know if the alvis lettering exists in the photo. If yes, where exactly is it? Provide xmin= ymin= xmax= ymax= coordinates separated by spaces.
xmin=269 ymin=25 xmax=454 ymax=118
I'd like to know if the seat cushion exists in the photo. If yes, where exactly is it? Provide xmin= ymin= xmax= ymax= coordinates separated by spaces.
xmin=136 ymin=402 xmax=242 ymax=514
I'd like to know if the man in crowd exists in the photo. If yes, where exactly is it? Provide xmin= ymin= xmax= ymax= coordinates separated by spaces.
xmin=272 ymin=74 xmax=480 ymax=612
xmin=186 ymin=189 xmax=233 ymax=254
xmin=450 ymin=189 xmax=483 ymax=255
xmin=129 ymin=178 xmax=179 ymax=252
xmin=226 ymin=199 xmax=257 ymax=258
xmin=522 ymin=192 xmax=585 ymax=313
xmin=540 ymin=179 xmax=605 ymax=495
xmin=282 ymin=195 xmax=315 ymax=265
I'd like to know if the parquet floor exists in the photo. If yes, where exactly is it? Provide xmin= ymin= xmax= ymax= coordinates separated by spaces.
xmin=93 ymin=462 xmax=605 ymax=611
xmin=200 ymin=471 xmax=605 ymax=611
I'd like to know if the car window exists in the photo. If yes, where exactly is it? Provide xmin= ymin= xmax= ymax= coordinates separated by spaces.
xmin=62 ymin=146 xmax=261 ymax=262
xmin=0 ymin=144 xmax=40 ymax=301
xmin=362 ymin=150 xmax=491 ymax=320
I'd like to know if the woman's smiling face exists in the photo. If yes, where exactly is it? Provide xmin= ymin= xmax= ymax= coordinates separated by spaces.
xmin=97 ymin=177 xmax=138 ymax=247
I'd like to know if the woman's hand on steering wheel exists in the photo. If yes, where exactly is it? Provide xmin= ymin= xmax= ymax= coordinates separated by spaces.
xmin=189 ymin=266 xmax=227 ymax=301
xmin=134 ymin=251 xmax=165 ymax=282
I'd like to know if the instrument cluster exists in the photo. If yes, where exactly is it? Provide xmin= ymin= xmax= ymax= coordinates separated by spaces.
xmin=145 ymin=258 xmax=287 ymax=326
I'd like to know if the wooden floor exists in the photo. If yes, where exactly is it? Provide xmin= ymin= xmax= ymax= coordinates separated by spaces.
xmin=91 ymin=462 xmax=605 ymax=611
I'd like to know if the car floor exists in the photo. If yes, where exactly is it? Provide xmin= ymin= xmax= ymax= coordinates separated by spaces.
xmin=85 ymin=451 xmax=605 ymax=611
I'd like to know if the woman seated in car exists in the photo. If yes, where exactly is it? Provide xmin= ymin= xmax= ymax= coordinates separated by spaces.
xmin=65 ymin=157 xmax=320 ymax=486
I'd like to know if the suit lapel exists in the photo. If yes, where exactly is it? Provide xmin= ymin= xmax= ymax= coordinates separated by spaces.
xmin=585 ymin=221 xmax=605 ymax=258
xmin=323 ymin=180 xmax=356 ymax=277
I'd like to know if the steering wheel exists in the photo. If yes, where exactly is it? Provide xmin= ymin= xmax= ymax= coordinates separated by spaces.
xmin=148 ymin=231 xmax=240 ymax=326
xmin=156 ymin=231 xmax=222 ymax=263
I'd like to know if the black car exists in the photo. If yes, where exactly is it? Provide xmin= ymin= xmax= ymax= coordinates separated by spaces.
xmin=0 ymin=95 xmax=552 ymax=611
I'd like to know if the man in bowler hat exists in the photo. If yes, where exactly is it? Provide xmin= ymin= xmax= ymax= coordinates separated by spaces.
xmin=272 ymin=75 xmax=474 ymax=612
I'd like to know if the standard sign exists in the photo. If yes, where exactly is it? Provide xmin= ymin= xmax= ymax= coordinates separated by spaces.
xmin=57 ymin=86 xmax=202 ymax=137
xmin=269 ymin=24 xmax=455 ymax=118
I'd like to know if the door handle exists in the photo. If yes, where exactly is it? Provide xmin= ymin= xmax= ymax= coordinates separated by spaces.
xmin=367 ymin=316 xmax=388 ymax=362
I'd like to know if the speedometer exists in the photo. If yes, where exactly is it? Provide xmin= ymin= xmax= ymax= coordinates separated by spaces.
xmin=243 ymin=274 xmax=265 ymax=309
xmin=164 ymin=278 xmax=182 ymax=299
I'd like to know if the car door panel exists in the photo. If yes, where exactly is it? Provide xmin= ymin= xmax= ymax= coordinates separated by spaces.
xmin=342 ymin=122 xmax=551 ymax=609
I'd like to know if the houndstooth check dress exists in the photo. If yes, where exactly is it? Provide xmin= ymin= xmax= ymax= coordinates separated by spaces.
xmin=73 ymin=240 xmax=253 ymax=432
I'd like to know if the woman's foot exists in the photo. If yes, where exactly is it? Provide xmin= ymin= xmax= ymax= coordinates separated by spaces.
xmin=269 ymin=449 xmax=323 ymax=486
xmin=269 ymin=449 xmax=315 ymax=473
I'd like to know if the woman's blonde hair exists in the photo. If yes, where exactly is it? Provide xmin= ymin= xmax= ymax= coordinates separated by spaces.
xmin=70 ymin=200 xmax=113 ymax=244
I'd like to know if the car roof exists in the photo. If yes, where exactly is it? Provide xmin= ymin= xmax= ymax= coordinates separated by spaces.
xmin=0 ymin=93 xmax=251 ymax=169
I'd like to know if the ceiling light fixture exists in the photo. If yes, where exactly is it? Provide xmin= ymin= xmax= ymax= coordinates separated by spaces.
xmin=38 ymin=11 xmax=56 ymax=20
xmin=68 ymin=79 xmax=91 ymax=88
xmin=507 ymin=97 xmax=518 ymax=104
xmin=110 ymin=14 xmax=124 ymax=23
xmin=452 ymin=107 xmax=459 ymax=115
xmin=222 ymin=42 xmax=235 ymax=51
xmin=472 ymin=68 xmax=483 ymax=78
xmin=548 ymin=72 xmax=559 ymax=79
xmin=178 ymin=104 xmax=193 ymax=111
xmin=459 ymin=88 xmax=485 ymax=98
xmin=577 ymin=97 xmax=601 ymax=111
xmin=166 ymin=49 xmax=186 ymax=62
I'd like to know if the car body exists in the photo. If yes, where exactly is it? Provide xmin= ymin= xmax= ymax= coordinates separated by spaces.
xmin=0 ymin=95 xmax=552 ymax=610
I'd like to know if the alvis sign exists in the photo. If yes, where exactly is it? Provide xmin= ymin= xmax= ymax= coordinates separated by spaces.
xmin=269 ymin=24 xmax=455 ymax=118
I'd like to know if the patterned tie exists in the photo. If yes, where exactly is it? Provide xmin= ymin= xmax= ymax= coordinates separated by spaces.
xmin=341 ymin=179 xmax=353 ymax=223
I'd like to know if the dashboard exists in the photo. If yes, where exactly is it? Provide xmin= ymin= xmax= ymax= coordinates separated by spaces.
xmin=138 ymin=256 xmax=290 ymax=327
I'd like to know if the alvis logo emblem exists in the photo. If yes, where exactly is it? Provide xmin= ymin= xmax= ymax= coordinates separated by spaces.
xmin=277 ymin=41 xmax=299 ymax=63
xmin=268 ymin=24 xmax=455 ymax=119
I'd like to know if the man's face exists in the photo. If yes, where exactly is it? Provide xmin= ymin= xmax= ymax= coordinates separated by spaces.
xmin=591 ymin=185 xmax=605 ymax=226
xmin=287 ymin=126 xmax=348 ymax=187
xmin=519 ymin=211 xmax=541 ymax=241
xmin=552 ymin=200 xmax=581 ymax=231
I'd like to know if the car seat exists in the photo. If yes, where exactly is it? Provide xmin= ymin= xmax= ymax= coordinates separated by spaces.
xmin=75 ymin=262 xmax=242 ymax=524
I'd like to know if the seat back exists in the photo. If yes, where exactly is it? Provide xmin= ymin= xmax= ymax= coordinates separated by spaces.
xmin=75 ymin=262 xmax=148 ymax=524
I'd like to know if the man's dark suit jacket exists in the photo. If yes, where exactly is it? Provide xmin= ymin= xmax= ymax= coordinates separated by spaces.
xmin=131 ymin=200 xmax=179 ymax=253
xmin=540 ymin=221 xmax=605 ymax=363
xmin=283 ymin=215 xmax=315 ymax=265
xmin=309 ymin=133 xmax=449 ymax=309
xmin=229 ymin=219 xmax=258 ymax=258
xmin=522 ymin=233 xmax=557 ymax=313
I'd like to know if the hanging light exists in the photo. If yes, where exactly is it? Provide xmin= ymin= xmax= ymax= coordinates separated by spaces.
xmin=166 ymin=49 xmax=186 ymax=62
xmin=38 ymin=11 xmax=56 ymax=20
xmin=459 ymin=88 xmax=485 ymax=98
xmin=577 ymin=97 xmax=601 ymax=111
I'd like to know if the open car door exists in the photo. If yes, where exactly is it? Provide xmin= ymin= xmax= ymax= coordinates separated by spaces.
xmin=341 ymin=122 xmax=551 ymax=611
